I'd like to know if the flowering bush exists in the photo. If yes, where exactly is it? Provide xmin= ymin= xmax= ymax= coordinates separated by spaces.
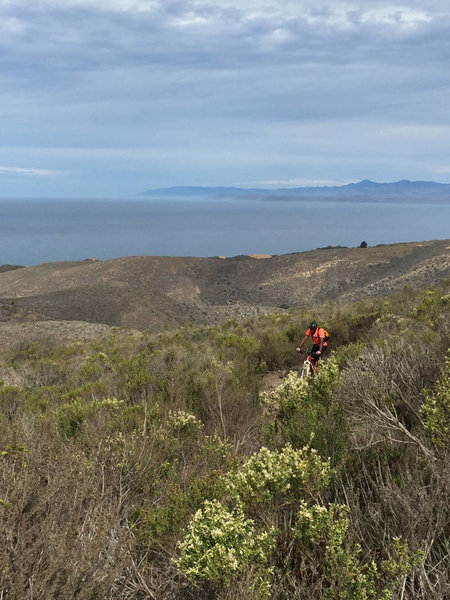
xmin=167 ymin=410 xmax=203 ymax=435
xmin=260 ymin=370 xmax=309 ymax=418
xmin=176 ymin=445 xmax=331 ymax=596
xmin=225 ymin=444 xmax=332 ymax=507
xmin=175 ymin=499 xmax=276 ymax=598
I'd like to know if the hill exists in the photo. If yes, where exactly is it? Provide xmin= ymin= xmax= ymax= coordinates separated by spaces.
xmin=0 ymin=264 xmax=23 ymax=274
xmin=0 ymin=240 xmax=448 ymax=339
xmin=141 ymin=179 xmax=450 ymax=202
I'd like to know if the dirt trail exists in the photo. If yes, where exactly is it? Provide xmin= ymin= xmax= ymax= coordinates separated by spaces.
xmin=260 ymin=370 xmax=291 ymax=393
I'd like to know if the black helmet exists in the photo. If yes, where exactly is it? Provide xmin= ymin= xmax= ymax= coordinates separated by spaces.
xmin=309 ymin=320 xmax=317 ymax=331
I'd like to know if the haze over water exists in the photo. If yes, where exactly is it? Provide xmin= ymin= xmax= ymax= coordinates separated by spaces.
xmin=1 ymin=197 xmax=449 ymax=267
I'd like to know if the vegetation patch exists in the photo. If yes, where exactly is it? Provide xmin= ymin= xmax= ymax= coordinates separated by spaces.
xmin=0 ymin=282 xmax=448 ymax=599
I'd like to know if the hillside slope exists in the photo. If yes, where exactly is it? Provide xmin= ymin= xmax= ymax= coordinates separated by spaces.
xmin=0 ymin=239 xmax=448 ymax=331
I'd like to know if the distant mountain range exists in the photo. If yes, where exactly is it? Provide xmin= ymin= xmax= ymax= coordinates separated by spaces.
xmin=140 ymin=180 xmax=450 ymax=202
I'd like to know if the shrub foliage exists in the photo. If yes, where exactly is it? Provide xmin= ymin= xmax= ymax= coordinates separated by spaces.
xmin=0 ymin=282 xmax=448 ymax=599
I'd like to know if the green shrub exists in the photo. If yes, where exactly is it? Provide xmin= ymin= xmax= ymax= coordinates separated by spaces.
xmin=258 ymin=331 xmax=292 ymax=371
xmin=421 ymin=350 xmax=450 ymax=447
xmin=81 ymin=352 xmax=111 ymax=379
xmin=61 ymin=381 xmax=109 ymax=403
xmin=55 ymin=397 xmax=125 ymax=438
xmin=294 ymin=502 xmax=423 ymax=600
xmin=260 ymin=371 xmax=315 ymax=448
xmin=261 ymin=359 xmax=347 ymax=459
xmin=175 ymin=499 xmax=276 ymax=598
xmin=310 ymin=353 xmax=341 ymax=404
xmin=0 ymin=385 xmax=24 ymax=420
xmin=139 ymin=470 xmax=230 ymax=553
xmin=55 ymin=398 xmax=96 ymax=437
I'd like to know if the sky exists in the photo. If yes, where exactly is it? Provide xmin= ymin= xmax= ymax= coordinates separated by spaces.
xmin=1 ymin=0 xmax=450 ymax=198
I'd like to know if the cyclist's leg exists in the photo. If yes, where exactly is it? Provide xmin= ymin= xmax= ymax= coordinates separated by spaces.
xmin=311 ymin=345 xmax=320 ymax=370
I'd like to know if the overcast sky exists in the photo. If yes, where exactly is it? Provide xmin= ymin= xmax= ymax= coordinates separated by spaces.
xmin=1 ymin=0 xmax=450 ymax=197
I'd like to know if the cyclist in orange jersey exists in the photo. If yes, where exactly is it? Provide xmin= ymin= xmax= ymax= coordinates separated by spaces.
xmin=296 ymin=320 xmax=329 ymax=368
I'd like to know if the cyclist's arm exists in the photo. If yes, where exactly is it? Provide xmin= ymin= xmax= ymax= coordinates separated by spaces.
xmin=318 ymin=333 xmax=325 ymax=353
xmin=296 ymin=334 xmax=308 ymax=351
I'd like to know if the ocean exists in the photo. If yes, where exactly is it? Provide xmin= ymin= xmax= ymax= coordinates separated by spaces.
xmin=1 ymin=197 xmax=449 ymax=266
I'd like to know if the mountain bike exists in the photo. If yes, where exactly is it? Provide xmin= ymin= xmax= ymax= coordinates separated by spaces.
xmin=296 ymin=349 xmax=320 ymax=379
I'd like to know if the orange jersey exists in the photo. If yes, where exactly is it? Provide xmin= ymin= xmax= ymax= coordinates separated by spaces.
xmin=305 ymin=327 xmax=328 ymax=346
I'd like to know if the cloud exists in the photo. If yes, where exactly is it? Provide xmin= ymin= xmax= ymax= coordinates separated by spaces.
xmin=0 ymin=166 xmax=62 ymax=177
xmin=0 ymin=15 xmax=26 ymax=34
xmin=0 ymin=2 xmax=447 ymax=99
xmin=1 ymin=1 xmax=450 ymax=195
xmin=359 ymin=7 xmax=432 ymax=28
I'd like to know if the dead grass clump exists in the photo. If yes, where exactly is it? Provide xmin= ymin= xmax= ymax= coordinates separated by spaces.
xmin=0 ymin=419 xmax=135 ymax=599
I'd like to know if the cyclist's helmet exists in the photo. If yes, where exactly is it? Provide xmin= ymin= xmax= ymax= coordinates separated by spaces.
xmin=309 ymin=320 xmax=318 ymax=331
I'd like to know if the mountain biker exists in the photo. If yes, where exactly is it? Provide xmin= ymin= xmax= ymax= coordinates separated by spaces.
xmin=296 ymin=321 xmax=329 ymax=369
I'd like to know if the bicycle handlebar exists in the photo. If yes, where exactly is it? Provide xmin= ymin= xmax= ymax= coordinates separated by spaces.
xmin=296 ymin=348 xmax=321 ymax=357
